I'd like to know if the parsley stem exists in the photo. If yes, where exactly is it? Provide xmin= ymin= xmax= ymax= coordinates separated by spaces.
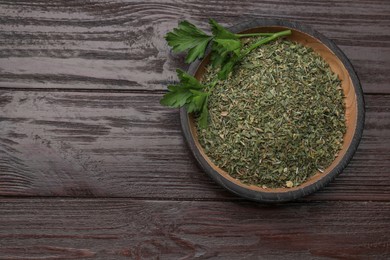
xmin=236 ymin=33 xmax=275 ymax=38
xmin=241 ymin=30 xmax=292 ymax=57
xmin=209 ymin=78 xmax=219 ymax=91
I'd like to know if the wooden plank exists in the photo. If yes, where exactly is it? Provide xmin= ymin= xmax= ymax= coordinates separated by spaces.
xmin=0 ymin=90 xmax=226 ymax=198
xmin=0 ymin=0 xmax=389 ymax=93
xmin=0 ymin=198 xmax=389 ymax=259
xmin=0 ymin=91 xmax=389 ymax=200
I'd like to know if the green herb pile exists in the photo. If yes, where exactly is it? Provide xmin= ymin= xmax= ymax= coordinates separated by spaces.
xmin=198 ymin=39 xmax=346 ymax=188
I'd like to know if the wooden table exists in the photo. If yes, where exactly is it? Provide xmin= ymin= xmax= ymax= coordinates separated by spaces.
xmin=0 ymin=1 xmax=389 ymax=259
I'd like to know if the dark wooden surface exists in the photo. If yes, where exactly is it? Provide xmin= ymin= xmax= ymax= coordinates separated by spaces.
xmin=0 ymin=0 xmax=389 ymax=259
xmin=1 ymin=199 xmax=389 ymax=259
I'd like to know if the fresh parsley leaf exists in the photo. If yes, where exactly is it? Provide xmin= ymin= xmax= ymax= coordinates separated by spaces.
xmin=159 ymin=84 xmax=192 ymax=108
xmin=185 ymin=90 xmax=209 ymax=113
xmin=208 ymin=19 xmax=242 ymax=79
xmin=160 ymin=69 xmax=210 ymax=128
xmin=218 ymin=56 xmax=240 ymax=80
xmin=160 ymin=68 xmax=207 ymax=109
xmin=175 ymin=69 xmax=204 ymax=90
xmin=211 ymin=38 xmax=242 ymax=79
xmin=165 ymin=21 xmax=213 ymax=63
xmin=213 ymin=39 xmax=241 ymax=55
xmin=211 ymin=38 xmax=241 ymax=71
xmin=209 ymin=18 xmax=238 ymax=40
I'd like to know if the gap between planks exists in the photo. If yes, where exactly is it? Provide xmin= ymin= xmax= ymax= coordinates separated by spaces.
xmin=0 ymin=87 xmax=388 ymax=96
xmin=0 ymin=195 xmax=388 ymax=203
xmin=0 ymin=87 xmax=167 ymax=94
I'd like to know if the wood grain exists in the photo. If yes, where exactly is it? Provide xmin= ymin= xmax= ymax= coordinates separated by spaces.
xmin=0 ymin=91 xmax=389 ymax=201
xmin=0 ymin=0 xmax=389 ymax=93
xmin=0 ymin=198 xmax=389 ymax=259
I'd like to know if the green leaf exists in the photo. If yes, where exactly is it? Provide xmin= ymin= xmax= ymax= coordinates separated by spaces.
xmin=209 ymin=19 xmax=238 ymax=40
xmin=210 ymin=51 xmax=229 ymax=68
xmin=209 ymin=38 xmax=242 ymax=79
xmin=211 ymin=38 xmax=241 ymax=69
xmin=165 ymin=20 xmax=213 ymax=63
xmin=207 ymin=21 xmax=241 ymax=76
xmin=185 ymin=40 xmax=210 ymax=63
xmin=176 ymin=69 xmax=204 ymax=90
xmin=185 ymin=90 xmax=208 ymax=113
xmin=218 ymin=57 xmax=240 ymax=80
xmin=160 ymin=69 xmax=210 ymax=128
xmin=160 ymin=85 xmax=192 ymax=108
xmin=214 ymin=39 xmax=241 ymax=54
xmin=160 ymin=69 xmax=207 ymax=110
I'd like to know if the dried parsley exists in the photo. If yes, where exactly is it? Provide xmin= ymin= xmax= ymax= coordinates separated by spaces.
xmin=197 ymin=39 xmax=346 ymax=188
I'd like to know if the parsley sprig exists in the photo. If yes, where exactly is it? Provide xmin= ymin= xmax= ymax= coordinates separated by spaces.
xmin=160 ymin=69 xmax=210 ymax=127
xmin=161 ymin=19 xmax=291 ymax=128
